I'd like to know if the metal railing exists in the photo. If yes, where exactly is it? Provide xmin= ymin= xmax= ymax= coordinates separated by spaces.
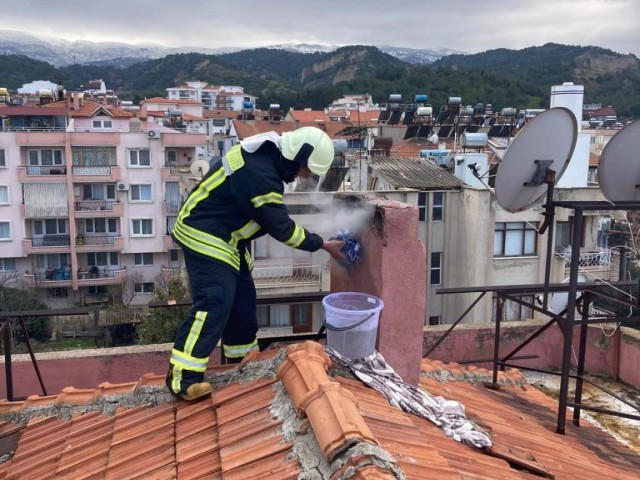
xmin=72 ymin=165 xmax=117 ymax=176
xmin=77 ymin=267 xmax=121 ymax=279
xmin=252 ymin=264 xmax=322 ymax=289
xmin=76 ymin=235 xmax=119 ymax=246
xmin=2 ymin=126 xmax=66 ymax=132
xmin=558 ymin=246 xmax=613 ymax=268
xmin=75 ymin=200 xmax=116 ymax=212
xmin=165 ymin=163 xmax=191 ymax=174
xmin=25 ymin=165 xmax=67 ymax=176
xmin=30 ymin=235 xmax=71 ymax=247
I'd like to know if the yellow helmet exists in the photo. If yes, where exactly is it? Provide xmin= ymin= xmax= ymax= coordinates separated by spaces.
xmin=281 ymin=127 xmax=335 ymax=176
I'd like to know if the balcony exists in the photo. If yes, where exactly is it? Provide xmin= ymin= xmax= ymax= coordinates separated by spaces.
xmin=17 ymin=165 xmax=67 ymax=181
xmin=161 ymin=163 xmax=190 ymax=181
xmin=253 ymin=264 xmax=323 ymax=292
xmin=559 ymin=246 xmax=617 ymax=280
xmin=23 ymin=235 xmax=71 ymax=254
xmin=163 ymin=201 xmax=181 ymax=215
xmin=160 ymin=133 xmax=207 ymax=147
xmin=77 ymin=267 xmax=127 ymax=286
xmin=23 ymin=270 xmax=72 ymax=288
xmin=74 ymin=200 xmax=123 ymax=217
xmin=15 ymin=130 xmax=66 ymax=146
xmin=160 ymin=266 xmax=185 ymax=281
xmin=75 ymin=235 xmax=124 ymax=252
xmin=71 ymin=165 xmax=121 ymax=182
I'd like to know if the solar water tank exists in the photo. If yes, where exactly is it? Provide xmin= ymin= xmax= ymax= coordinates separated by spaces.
xmin=460 ymin=132 xmax=488 ymax=148
xmin=414 ymin=94 xmax=428 ymax=103
xmin=416 ymin=106 xmax=433 ymax=116
xmin=448 ymin=97 xmax=462 ymax=105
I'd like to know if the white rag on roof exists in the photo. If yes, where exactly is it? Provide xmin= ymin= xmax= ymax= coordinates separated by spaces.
xmin=325 ymin=347 xmax=492 ymax=449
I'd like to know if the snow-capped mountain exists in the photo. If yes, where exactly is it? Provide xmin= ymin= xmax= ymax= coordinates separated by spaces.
xmin=0 ymin=29 xmax=464 ymax=67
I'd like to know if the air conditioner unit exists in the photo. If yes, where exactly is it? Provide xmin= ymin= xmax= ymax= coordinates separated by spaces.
xmin=116 ymin=182 xmax=129 ymax=191
xmin=148 ymin=130 xmax=158 ymax=138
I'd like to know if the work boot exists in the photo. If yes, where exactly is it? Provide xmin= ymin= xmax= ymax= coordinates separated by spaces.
xmin=178 ymin=381 xmax=213 ymax=401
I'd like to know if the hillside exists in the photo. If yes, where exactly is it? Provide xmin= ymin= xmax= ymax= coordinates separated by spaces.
xmin=1 ymin=43 xmax=639 ymax=118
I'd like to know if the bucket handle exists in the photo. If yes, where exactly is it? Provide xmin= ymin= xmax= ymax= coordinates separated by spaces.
xmin=323 ymin=311 xmax=376 ymax=332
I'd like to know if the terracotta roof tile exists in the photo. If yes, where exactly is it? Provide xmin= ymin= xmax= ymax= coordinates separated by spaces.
xmin=0 ymin=342 xmax=639 ymax=479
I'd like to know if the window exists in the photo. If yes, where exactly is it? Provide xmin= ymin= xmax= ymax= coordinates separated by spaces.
xmin=82 ymin=184 xmax=115 ymax=200
xmin=0 ymin=149 xmax=5 ymax=167
xmin=92 ymin=119 xmax=113 ymax=129
xmin=430 ymin=252 xmax=442 ymax=285
xmin=134 ymin=282 xmax=155 ymax=294
xmin=492 ymin=295 xmax=534 ymax=321
xmin=428 ymin=316 xmax=441 ymax=326
xmin=47 ymin=287 xmax=68 ymax=298
xmin=29 ymin=149 xmax=63 ymax=166
xmin=84 ymin=218 xmax=117 ymax=234
xmin=130 ymin=184 xmax=152 ymax=201
xmin=494 ymin=222 xmax=537 ymax=257
xmin=432 ymin=192 xmax=444 ymax=221
xmin=87 ymin=252 xmax=118 ymax=267
xmin=166 ymin=216 xmax=177 ymax=235
xmin=34 ymin=219 xmax=67 ymax=235
xmin=72 ymin=147 xmax=116 ymax=166
xmin=35 ymin=253 xmax=68 ymax=269
xmin=0 ymin=186 xmax=8 ymax=204
xmin=132 ymin=219 xmax=153 ymax=236
xmin=0 ymin=221 xmax=11 ymax=240
xmin=256 ymin=304 xmax=290 ymax=327
xmin=555 ymin=219 xmax=585 ymax=251
xmin=417 ymin=192 xmax=427 ymax=222
xmin=166 ymin=150 xmax=177 ymax=164
xmin=169 ymin=249 xmax=179 ymax=262
xmin=134 ymin=252 xmax=154 ymax=266
xmin=0 ymin=258 xmax=16 ymax=271
xmin=129 ymin=149 xmax=150 ymax=167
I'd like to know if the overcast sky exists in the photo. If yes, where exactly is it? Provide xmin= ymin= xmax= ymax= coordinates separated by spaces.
xmin=1 ymin=0 xmax=638 ymax=56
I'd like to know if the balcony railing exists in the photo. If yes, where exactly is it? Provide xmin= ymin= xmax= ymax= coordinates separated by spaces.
xmin=252 ymin=264 xmax=322 ymax=289
xmin=72 ymin=165 xmax=117 ymax=176
xmin=75 ymin=200 xmax=116 ymax=212
xmin=165 ymin=163 xmax=191 ymax=174
xmin=75 ymin=235 xmax=119 ymax=246
xmin=26 ymin=165 xmax=67 ymax=176
xmin=77 ymin=267 xmax=121 ymax=279
xmin=559 ymin=246 xmax=613 ymax=268
xmin=30 ymin=235 xmax=71 ymax=247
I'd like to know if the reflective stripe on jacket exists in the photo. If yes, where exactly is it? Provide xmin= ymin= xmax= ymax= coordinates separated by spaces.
xmin=172 ymin=143 xmax=323 ymax=270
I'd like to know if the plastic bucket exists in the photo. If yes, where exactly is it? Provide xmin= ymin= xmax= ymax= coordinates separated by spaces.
xmin=322 ymin=292 xmax=384 ymax=359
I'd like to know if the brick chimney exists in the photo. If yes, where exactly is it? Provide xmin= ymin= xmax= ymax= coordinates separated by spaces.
xmin=329 ymin=194 xmax=427 ymax=385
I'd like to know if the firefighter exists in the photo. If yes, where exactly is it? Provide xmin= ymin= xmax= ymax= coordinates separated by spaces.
xmin=167 ymin=127 xmax=345 ymax=400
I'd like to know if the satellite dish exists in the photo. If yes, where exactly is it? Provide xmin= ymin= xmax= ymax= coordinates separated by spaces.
xmin=548 ymin=273 xmax=588 ymax=315
xmin=189 ymin=159 xmax=210 ymax=179
xmin=598 ymin=121 xmax=640 ymax=202
xmin=495 ymin=107 xmax=577 ymax=212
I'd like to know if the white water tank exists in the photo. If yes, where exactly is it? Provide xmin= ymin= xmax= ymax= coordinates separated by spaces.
xmin=460 ymin=132 xmax=488 ymax=148
xmin=550 ymin=82 xmax=584 ymax=132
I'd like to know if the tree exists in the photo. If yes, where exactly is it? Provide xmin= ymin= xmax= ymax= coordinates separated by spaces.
xmin=135 ymin=274 xmax=190 ymax=344
xmin=120 ymin=270 xmax=145 ymax=307
xmin=0 ymin=275 xmax=51 ymax=346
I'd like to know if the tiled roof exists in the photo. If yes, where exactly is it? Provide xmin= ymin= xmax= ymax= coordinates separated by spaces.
xmin=233 ymin=120 xmax=350 ymax=140
xmin=142 ymin=98 xmax=203 ymax=106
xmin=0 ymin=106 xmax=68 ymax=116
xmin=70 ymin=102 xmax=133 ymax=119
xmin=370 ymin=156 xmax=462 ymax=191
xmin=0 ymin=342 xmax=638 ymax=479
xmin=287 ymin=110 xmax=331 ymax=123
xmin=203 ymin=109 xmax=240 ymax=119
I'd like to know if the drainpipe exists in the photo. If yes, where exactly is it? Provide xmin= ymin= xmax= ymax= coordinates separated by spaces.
xmin=612 ymin=327 xmax=621 ymax=382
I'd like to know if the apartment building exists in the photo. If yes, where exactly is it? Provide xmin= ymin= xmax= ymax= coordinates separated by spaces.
xmin=0 ymin=94 xmax=206 ymax=309
xmin=166 ymin=81 xmax=257 ymax=111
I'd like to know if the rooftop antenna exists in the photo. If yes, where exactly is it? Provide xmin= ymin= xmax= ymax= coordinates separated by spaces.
xmin=597 ymin=120 xmax=640 ymax=202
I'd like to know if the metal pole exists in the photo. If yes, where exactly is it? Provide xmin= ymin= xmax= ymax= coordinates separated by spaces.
xmin=557 ymin=208 xmax=583 ymax=434
xmin=541 ymin=182 xmax=556 ymax=310
xmin=424 ymin=292 xmax=486 ymax=358
xmin=572 ymin=293 xmax=591 ymax=426
xmin=2 ymin=320 xmax=13 ymax=401
xmin=492 ymin=294 xmax=504 ymax=386
xmin=18 ymin=318 xmax=47 ymax=396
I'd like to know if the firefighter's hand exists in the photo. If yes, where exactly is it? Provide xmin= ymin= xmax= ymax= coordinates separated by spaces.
xmin=322 ymin=240 xmax=345 ymax=261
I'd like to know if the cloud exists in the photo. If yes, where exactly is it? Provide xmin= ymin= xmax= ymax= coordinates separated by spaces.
xmin=1 ymin=0 xmax=638 ymax=55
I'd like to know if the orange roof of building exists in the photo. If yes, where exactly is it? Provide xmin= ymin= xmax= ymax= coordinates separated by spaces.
xmin=203 ymin=109 xmax=239 ymax=119
xmin=142 ymin=97 xmax=203 ymax=106
xmin=0 ymin=341 xmax=638 ymax=479
xmin=70 ymin=102 xmax=133 ymax=119
xmin=347 ymin=109 xmax=381 ymax=126
xmin=287 ymin=110 xmax=331 ymax=123
xmin=233 ymin=120 xmax=352 ymax=140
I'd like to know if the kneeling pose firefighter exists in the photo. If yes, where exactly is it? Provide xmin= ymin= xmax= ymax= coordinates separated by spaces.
xmin=167 ymin=126 xmax=345 ymax=400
